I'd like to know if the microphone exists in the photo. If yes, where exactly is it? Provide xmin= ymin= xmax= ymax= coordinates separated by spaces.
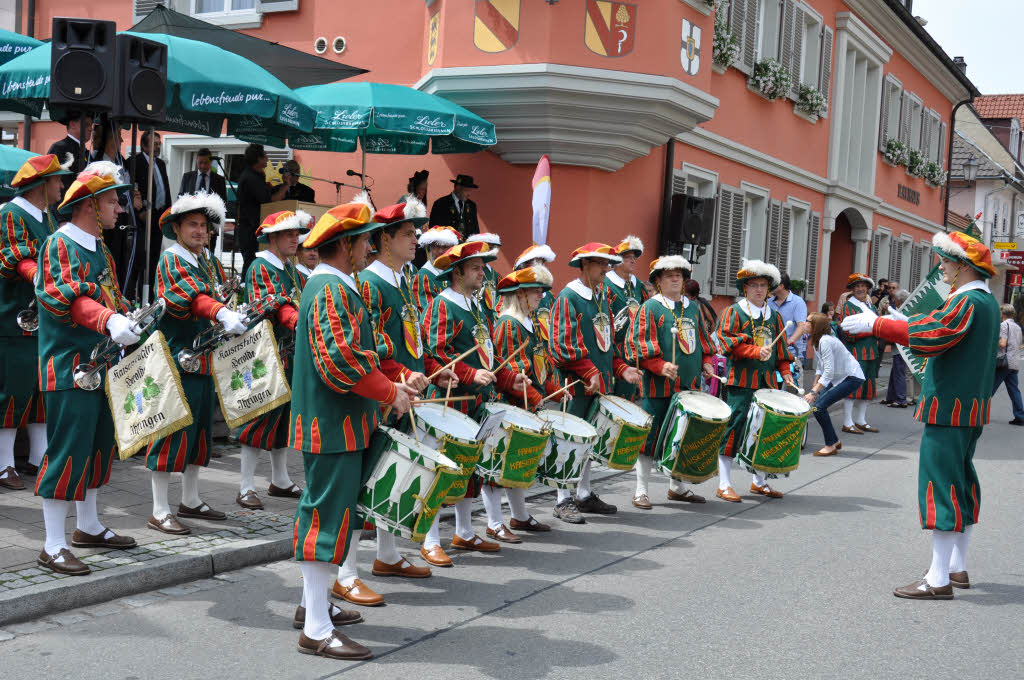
xmin=346 ymin=169 xmax=363 ymax=177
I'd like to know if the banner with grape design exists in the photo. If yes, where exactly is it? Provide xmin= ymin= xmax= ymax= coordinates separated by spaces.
xmin=106 ymin=331 xmax=193 ymax=460
xmin=211 ymin=320 xmax=291 ymax=429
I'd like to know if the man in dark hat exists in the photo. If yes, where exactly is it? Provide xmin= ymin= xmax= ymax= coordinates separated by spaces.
xmin=429 ymin=174 xmax=479 ymax=239
xmin=280 ymin=159 xmax=316 ymax=203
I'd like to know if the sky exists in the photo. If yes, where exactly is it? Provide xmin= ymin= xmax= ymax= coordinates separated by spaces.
xmin=913 ymin=0 xmax=1023 ymax=95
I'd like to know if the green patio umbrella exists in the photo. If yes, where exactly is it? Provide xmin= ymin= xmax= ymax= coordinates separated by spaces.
xmin=0 ymin=32 xmax=315 ymax=137
xmin=0 ymin=28 xmax=42 ymax=67
xmin=0 ymin=144 xmax=37 ymax=197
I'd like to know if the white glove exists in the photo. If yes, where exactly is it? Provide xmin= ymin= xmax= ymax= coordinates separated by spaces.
xmin=886 ymin=308 xmax=908 ymax=322
xmin=217 ymin=307 xmax=249 ymax=336
xmin=840 ymin=310 xmax=878 ymax=336
xmin=106 ymin=313 xmax=141 ymax=346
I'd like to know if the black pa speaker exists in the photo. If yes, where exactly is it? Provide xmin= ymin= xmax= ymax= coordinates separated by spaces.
xmin=49 ymin=18 xmax=117 ymax=112
xmin=668 ymin=193 xmax=716 ymax=245
xmin=112 ymin=34 xmax=167 ymax=124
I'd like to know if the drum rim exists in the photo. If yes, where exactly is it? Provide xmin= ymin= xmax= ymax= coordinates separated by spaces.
xmin=537 ymin=409 xmax=599 ymax=439
xmin=675 ymin=391 xmax=732 ymax=421
xmin=378 ymin=426 xmax=462 ymax=471
xmin=752 ymin=388 xmax=811 ymax=415
xmin=597 ymin=394 xmax=654 ymax=426
xmin=485 ymin=402 xmax=550 ymax=433
xmin=413 ymin=402 xmax=481 ymax=437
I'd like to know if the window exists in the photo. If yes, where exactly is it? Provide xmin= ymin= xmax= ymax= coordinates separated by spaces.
xmin=710 ymin=182 xmax=768 ymax=296
xmin=194 ymin=0 xmax=255 ymax=13
xmin=798 ymin=7 xmax=823 ymax=87
xmin=900 ymin=92 xmax=923 ymax=152
xmin=922 ymin=109 xmax=942 ymax=162
xmin=787 ymin=200 xmax=811 ymax=282
xmin=870 ymin=229 xmax=892 ymax=282
xmin=1011 ymin=119 xmax=1021 ymax=159
xmin=741 ymin=184 xmax=770 ymax=261
xmin=759 ymin=0 xmax=784 ymax=62
xmin=878 ymin=75 xmax=902 ymax=151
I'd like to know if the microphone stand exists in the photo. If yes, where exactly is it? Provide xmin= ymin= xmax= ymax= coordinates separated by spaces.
xmin=298 ymin=174 xmax=364 ymax=204
xmin=214 ymin=156 xmax=240 ymax=278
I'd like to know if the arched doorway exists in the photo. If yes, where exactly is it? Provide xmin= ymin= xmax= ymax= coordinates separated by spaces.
xmin=826 ymin=211 xmax=856 ymax=305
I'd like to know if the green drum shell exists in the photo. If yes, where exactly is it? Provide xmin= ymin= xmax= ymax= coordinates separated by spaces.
xmin=737 ymin=393 xmax=809 ymax=478
xmin=655 ymin=392 xmax=729 ymax=484
xmin=414 ymin=406 xmax=484 ymax=504
xmin=536 ymin=410 xmax=597 ymax=490
xmin=478 ymin=405 xmax=552 ymax=488
xmin=587 ymin=395 xmax=652 ymax=471
xmin=357 ymin=427 xmax=460 ymax=543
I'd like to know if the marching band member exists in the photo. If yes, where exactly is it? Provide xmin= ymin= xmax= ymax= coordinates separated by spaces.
xmin=295 ymin=239 xmax=318 ymax=278
xmin=0 ymin=154 xmax=70 ymax=490
xmin=289 ymin=202 xmax=416 ymax=659
xmin=480 ymin=265 xmax=559 ymax=541
xmin=838 ymin=273 xmax=881 ymax=434
xmin=413 ymin=226 xmax=460 ymax=311
xmin=549 ymin=243 xmax=642 ymax=523
xmin=606 ymin=236 xmax=649 ymax=401
xmin=34 ymin=162 xmax=139 ymax=575
xmin=714 ymin=260 xmax=795 ymax=503
xmin=144 ymin=194 xmax=249 ymax=534
xmin=327 ymin=199 xmax=437 ymax=605
xmin=466 ymin=232 xmax=501 ymax=317
xmin=235 ymin=210 xmax=311 ymax=510
xmin=512 ymin=244 xmax=557 ymax=311
xmin=841 ymin=232 xmax=999 ymax=600
xmin=625 ymin=256 xmax=714 ymax=509
xmin=424 ymin=241 xmax=529 ymax=553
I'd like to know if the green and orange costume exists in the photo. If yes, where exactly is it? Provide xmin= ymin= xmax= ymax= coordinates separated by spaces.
xmin=839 ymin=276 xmax=880 ymax=400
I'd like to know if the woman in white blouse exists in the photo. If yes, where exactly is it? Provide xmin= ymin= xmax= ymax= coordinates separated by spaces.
xmin=804 ymin=312 xmax=865 ymax=456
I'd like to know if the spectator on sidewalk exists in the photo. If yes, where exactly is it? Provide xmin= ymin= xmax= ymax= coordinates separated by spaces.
xmin=884 ymin=288 xmax=911 ymax=408
xmin=993 ymin=304 xmax=1024 ymax=426
xmin=803 ymin=312 xmax=864 ymax=457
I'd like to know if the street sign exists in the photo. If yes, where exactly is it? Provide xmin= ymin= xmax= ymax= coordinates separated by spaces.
xmin=1003 ymin=250 xmax=1024 ymax=266
xmin=993 ymin=241 xmax=1017 ymax=250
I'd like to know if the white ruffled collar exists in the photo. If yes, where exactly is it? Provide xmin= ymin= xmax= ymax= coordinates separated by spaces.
xmin=950 ymin=279 xmax=991 ymax=298
xmin=440 ymin=285 xmax=479 ymax=313
xmin=567 ymin=278 xmax=596 ymax=301
xmin=256 ymin=249 xmax=284 ymax=270
xmin=367 ymin=258 xmax=407 ymax=288
xmin=653 ymin=293 xmax=688 ymax=311
xmin=421 ymin=261 xmax=442 ymax=276
xmin=11 ymin=196 xmax=42 ymax=222
xmin=167 ymin=242 xmax=199 ymax=267
xmin=59 ymin=223 xmax=96 ymax=251
xmin=739 ymin=298 xmax=771 ymax=320
xmin=313 ymin=262 xmax=358 ymax=294
xmin=848 ymin=296 xmax=872 ymax=313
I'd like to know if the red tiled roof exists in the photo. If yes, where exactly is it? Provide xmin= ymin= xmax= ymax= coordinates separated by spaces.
xmin=974 ymin=95 xmax=1024 ymax=120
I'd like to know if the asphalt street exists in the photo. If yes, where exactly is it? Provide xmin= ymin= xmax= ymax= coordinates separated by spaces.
xmin=2 ymin=392 xmax=1022 ymax=680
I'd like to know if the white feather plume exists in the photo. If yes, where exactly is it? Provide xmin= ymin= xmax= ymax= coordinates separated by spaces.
xmin=737 ymin=259 xmax=781 ymax=287
xmin=620 ymin=235 xmax=644 ymax=254
xmin=514 ymin=244 xmax=557 ymax=268
xmin=262 ymin=209 xmax=313 ymax=234
xmin=650 ymin=255 xmax=692 ymax=275
xmin=351 ymin=190 xmax=375 ymax=214
xmin=468 ymin=232 xmax=501 ymax=246
xmin=82 ymin=160 xmax=126 ymax=183
xmin=403 ymin=196 xmax=427 ymax=221
xmin=59 ymin=153 xmax=74 ymax=172
xmin=932 ymin=232 xmax=969 ymax=260
xmin=170 ymin=191 xmax=227 ymax=226
xmin=419 ymin=227 xmax=460 ymax=248
xmin=531 ymin=264 xmax=554 ymax=287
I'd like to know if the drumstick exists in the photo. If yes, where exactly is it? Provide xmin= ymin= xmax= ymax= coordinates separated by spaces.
xmin=492 ymin=339 xmax=531 ymax=375
xmin=403 ymin=375 xmax=421 ymax=443
xmin=541 ymin=379 xmax=582 ymax=404
xmin=426 ymin=345 xmax=479 ymax=381
xmin=765 ymin=320 xmax=794 ymax=351
xmin=562 ymin=378 xmax=569 ymax=413
xmin=708 ymin=372 xmax=725 ymax=382
xmin=522 ymin=380 xmax=529 ymax=410
xmin=443 ymin=376 xmax=453 ymax=416
xmin=411 ymin=395 xmax=476 ymax=405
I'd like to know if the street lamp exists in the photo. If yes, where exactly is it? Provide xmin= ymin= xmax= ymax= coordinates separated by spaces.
xmin=964 ymin=155 xmax=980 ymax=185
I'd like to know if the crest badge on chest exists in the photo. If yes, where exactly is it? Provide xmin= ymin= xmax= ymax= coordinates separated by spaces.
xmin=474 ymin=323 xmax=494 ymax=370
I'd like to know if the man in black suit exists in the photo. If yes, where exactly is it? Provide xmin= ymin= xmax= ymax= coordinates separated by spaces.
xmin=46 ymin=110 xmax=93 ymax=194
xmin=127 ymin=130 xmax=172 ymax=302
xmin=236 ymin=143 xmax=287 ymax=276
xmin=179 ymin=148 xmax=228 ymax=254
xmin=279 ymin=159 xmax=315 ymax=203
xmin=429 ymin=174 xmax=479 ymax=239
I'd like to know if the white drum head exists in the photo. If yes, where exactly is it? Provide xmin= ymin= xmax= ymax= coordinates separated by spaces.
xmin=599 ymin=395 xmax=649 ymax=424
xmin=677 ymin=391 xmax=731 ymax=420
xmin=485 ymin=403 xmax=546 ymax=432
xmin=413 ymin=402 xmax=479 ymax=439
xmin=753 ymin=388 xmax=810 ymax=415
xmin=538 ymin=410 xmax=598 ymax=438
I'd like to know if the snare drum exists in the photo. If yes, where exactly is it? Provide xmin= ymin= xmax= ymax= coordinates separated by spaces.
xmin=478 ymin=403 xmax=552 ymax=488
xmin=536 ymin=410 xmax=597 ymax=490
xmin=737 ymin=389 xmax=810 ymax=478
xmin=587 ymin=395 xmax=653 ymax=471
xmin=655 ymin=391 xmax=731 ymax=483
xmin=358 ymin=427 xmax=460 ymax=542
xmin=413 ymin=403 xmax=484 ymax=504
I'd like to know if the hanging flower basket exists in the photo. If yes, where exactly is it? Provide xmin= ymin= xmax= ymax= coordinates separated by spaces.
xmin=751 ymin=58 xmax=792 ymax=101
xmin=923 ymin=161 xmax=947 ymax=187
xmin=796 ymin=84 xmax=827 ymax=118
xmin=906 ymin=149 xmax=925 ymax=177
xmin=882 ymin=138 xmax=909 ymax=167
xmin=713 ymin=11 xmax=739 ymax=71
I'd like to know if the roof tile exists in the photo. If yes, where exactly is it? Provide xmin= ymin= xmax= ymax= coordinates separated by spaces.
xmin=974 ymin=94 xmax=1024 ymax=120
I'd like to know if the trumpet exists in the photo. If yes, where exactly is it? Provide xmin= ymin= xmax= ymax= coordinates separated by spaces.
xmin=177 ymin=297 xmax=273 ymax=373
xmin=613 ymin=305 xmax=633 ymax=332
xmin=72 ymin=299 xmax=167 ymax=391
xmin=216 ymin=275 xmax=241 ymax=303
xmin=277 ymin=331 xmax=295 ymax=358
xmin=16 ymin=299 xmax=38 ymax=333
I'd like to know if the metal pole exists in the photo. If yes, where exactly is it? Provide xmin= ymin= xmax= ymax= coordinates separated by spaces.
xmin=142 ymin=126 xmax=156 ymax=304
xmin=21 ymin=0 xmax=34 ymax=150
xmin=214 ymin=156 xmax=239 ymax=277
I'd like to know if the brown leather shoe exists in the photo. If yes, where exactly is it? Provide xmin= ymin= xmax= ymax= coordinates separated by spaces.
xmin=332 ymin=578 xmax=384 ymax=606
xmin=949 ymin=571 xmax=970 ymax=589
xmin=486 ymin=525 xmax=522 ymax=543
xmin=371 ymin=558 xmax=432 ymax=578
xmin=632 ymin=494 xmax=653 ymax=510
xmin=236 ymin=490 xmax=264 ymax=510
xmin=177 ymin=503 xmax=227 ymax=521
xmin=297 ymin=630 xmax=373 ymax=660
xmin=509 ymin=516 xmax=551 ymax=532
xmin=814 ymin=445 xmax=839 ymax=457
xmin=750 ymin=483 xmax=783 ymax=499
xmin=450 ymin=534 xmax=500 ymax=552
xmin=37 ymin=548 xmax=90 ymax=576
xmin=72 ymin=527 xmax=137 ymax=548
xmin=293 ymin=604 xmax=363 ymax=629
xmin=856 ymin=423 xmax=880 ymax=433
xmin=715 ymin=487 xmax=742 ymax=503
xmin=420 ymin=545 xmax=453 ymax=567
xmin=841 ymin=425 xmax=864 ymax=435
xmin=0 ymin=466 xmax=25 ymax=490
xmin=667 ymin=488 xmax=706 ymax=503
xmin=893 ymin=578 xmax=954 ymax=600
xmin=147 ymin=514 xmax=191 ymax=535
xmin=268 ymin=483 xmax=303 ymax=498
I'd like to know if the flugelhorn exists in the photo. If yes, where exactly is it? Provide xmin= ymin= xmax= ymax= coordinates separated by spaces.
xmin=16 ymin=299 xmax=38 ymax=333
xmin=177 ymin=297 xmax=273 ymax=373
xmin=216 ymin=275 xmax=241 ymax=303
xmin=73 ymin=299 xmax=166 ymax=391
xmin=613 ymin=304 xmax=633 ymax=332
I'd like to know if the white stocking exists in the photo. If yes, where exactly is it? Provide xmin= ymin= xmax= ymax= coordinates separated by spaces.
xmin=239 ymin=445 xmax=259 ymax=494
xmin=576 ymin=459 xmax=593 ymax=500
xmin=950 ymin=525 xmax=973 ymax=573
xmin=0 ymin=428 xmax=16 ymax=471
xmin=423 ymin=514 xmax=441 ymax=549
xmin=925 ymin=530 xmax=955 ymax=587
xmin=479 ymin=485 xmax=504 ymax=531
xmin=299 ymin=561 xmax=335 ymax=639
xmin=336 ymin=529 xmax=360 ymax=587
xmin=854 ymin=400 xmax=868 ymax=426
xmin=181 ymin=465 xmax=202 ymax=508
xmin=506 ymin=487 xmax=529 ymax=522
xmin=269 ymin=448 xmax=294 ymax=489
xmin=42 ymin=498 xmax=71 ymax=555
xmin=453 ymin=497 xmax=475 ymax=540
xmin=752 ymin=470 xmax=767 ymax=488
xmin=556 ymin=488 xmax=572 ymax=503
xmin=27 ymin=423 xmax=47 ymax=467
xmin=75 ymin=488 xmax=105 ymax=535
xmin=668 ymin=478 xmax=686 ymax=494
xmin=376 ymin=528 xmax=401 ymax=564
xmin=842 ymin=399 xmax=855 ymax=428
xmin=635 ymin=456 xmax=652 ymax=497
xmin=150 ymin=471 xmax=172 ymax=520
xmin=717 ymin=455 xmax=733 ymax=491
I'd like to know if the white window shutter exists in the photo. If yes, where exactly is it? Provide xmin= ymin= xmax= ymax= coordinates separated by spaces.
xmin=742 ymin=0 xmax=761 ymax=75
xmin=767 ymin=199 xmax=782 ymax=265
xmin=818 ymin=25 xmax=833 ymax=115
xmin=910 ymin=243 xmax=922 ymax=289
xmin=879 ymin=80 xmax=892 ymax=151
xmin=712 ymin=186 xmax=738 ymax=296
xmin=938 ymin=121 xmax=947 ymax=168
xmin=729 ymin=0 xmax=750 ymax=74
xmin=869 ymin=231 xmax=881 ymax=281
xmin=781 ymin=0 xmax=795 ymax=87
xmin=805 ymin=213 xmax=821 ymax=299
xmin=780 ymin=204 xmax=792 ymax=272
xmin=672 ymin=171 xmax=687 ymax=196
xmin=889 ymin=240 xmax=900 ymax=284
xmin=262 ymin=0 xmax=300 ymax=13
xmin=789 ymin=5 xmax=804 ymax=98
xmin=921 ymin=110 xmax=932 ymax=161
xmin=133 ymin=0 xmax=162 ymax=23
xmin=729 ymin=191 xmax=745 ymax=286
xmin=899 ymin=93 xmax=912 ymax=146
